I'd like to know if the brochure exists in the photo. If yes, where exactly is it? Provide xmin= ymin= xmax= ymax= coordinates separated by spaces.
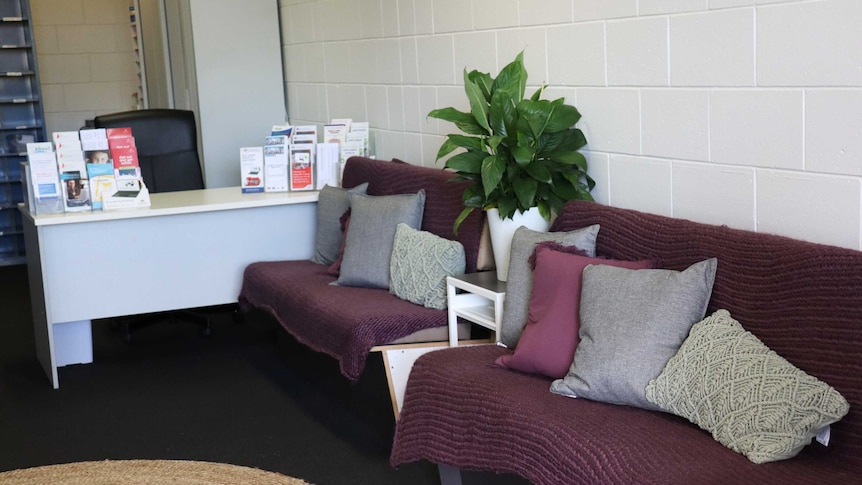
xmin=59 ymin=171 xmax=91 ymax=212
xmin=289 ymin=144 xmax=314 ymax=191
xmin=86 ymin=162 xmax=116 ymax=210
xmin=264 ymin=136 xmax=288 ymax=192
xmin=292 ymin=125 xmax=318 ymax=143
xmin=240 ymin=146 xmax=265 ymax=193
xmin=315 ymin=142 xmax=340 ymax=189
xmin=340 ymin=140 xmax=365 ymax=168
xmin=25 ymin=143 xmax=63 ymax=214
xmin=108 ymin=137 xmax=139 ymax=170
xmin=56 ymin=149 xmax=87 ymax=179
xmin=271 ymin=124 xmax=293 ymax=138
xmin=323 ymin=124 xmax=348 ymax=145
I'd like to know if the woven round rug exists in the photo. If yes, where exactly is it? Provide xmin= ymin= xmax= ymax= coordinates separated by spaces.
xmin=0 ymin=459 xmax=310 ymax=485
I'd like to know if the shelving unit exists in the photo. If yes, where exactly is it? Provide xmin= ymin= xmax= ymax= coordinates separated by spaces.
xmin=446 ymin=271 xmax=507 ymax=346
xmin=129 ymin=1 xmax=147 ymax=109
xmin=0 ymin=0 xmax=45 ymax=266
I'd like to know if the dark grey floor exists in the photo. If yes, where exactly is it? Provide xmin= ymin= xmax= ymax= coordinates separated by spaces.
xmin=0 ymin=263 xmax=526 ymax=484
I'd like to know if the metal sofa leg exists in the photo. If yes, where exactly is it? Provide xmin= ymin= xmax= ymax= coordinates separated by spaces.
xmin=438 ymin=464 xmax=462 ymax=485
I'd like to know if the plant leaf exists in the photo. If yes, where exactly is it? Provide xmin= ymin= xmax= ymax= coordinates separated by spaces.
xmin=487 ymin=135 xmax=505 ymax=152
xmin=547 ymin=150 xmax=587 ymax=170
xmin=464 ymin=69 xmax=492 ymax=134
xmin=517 ymin=99 xmax=553 ymax=139
xmin=447 ymin=134 xmax=486 ymax=152
xmin=493 ymin=51 xmax=527 ymax=101
xmin=428 ymin=107 xmax=486 ymax=135
xmin=444 ymin=150 xmax=486 ymax=174
xmin=512 ymin=175 xmax=538 ymax=210
xmin=452 ymin=206 xmax=475 ymax=235
xmin=554 ymin=128 xmax=588 ymax=152
xmin=545 ymin=100 xmax=581 ymax=133
xmin=481 ymin=153 xmax=506 ymax=198
xmin=497 ymin=196 xmax=517 ymax=220
xmin=524 ymin=161 xmax=552 ymax=184
xmin=530 ymin=85 xmax=546 ymax=102
xmin=467 ymin=70 xmax=493 ymax=102
xmin=510 ymin=143 xmax=533 ymax=168
xmin=489 ymin=90 xmax=518 ymax=139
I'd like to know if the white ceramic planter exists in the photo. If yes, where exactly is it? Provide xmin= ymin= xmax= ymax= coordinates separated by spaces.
xmin=487 ymin=207 xmax=550 ymax=281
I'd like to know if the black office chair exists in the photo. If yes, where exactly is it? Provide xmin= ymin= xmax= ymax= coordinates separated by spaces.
xmin=94 ymin=108 xmax=211 ymax=341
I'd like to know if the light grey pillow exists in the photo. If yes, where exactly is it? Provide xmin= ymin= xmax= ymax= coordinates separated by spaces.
xmin=337 ymin=190 xmax=426 ymax=289
xmin=646 ymin=309 xmax=849 ymax=464
xmin=550 ymin=258 xmax=717 ymax=411
xmin=311 ymin=183 xmax=369 ymax=265
xmin=499 ymin=225 xmax=600 ymax=348
xmin=389 ymin=223 xmax=466 ymax=309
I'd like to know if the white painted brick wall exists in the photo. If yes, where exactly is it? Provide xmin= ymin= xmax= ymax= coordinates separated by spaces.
xmin=33 ymin=0 xmax=142 ymax=133
xmin=282 ymin=0 xmax=862 ymax=250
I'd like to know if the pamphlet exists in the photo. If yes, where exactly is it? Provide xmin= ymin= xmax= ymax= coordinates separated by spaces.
xmin=340 ymin=141 xmax=365 ymax=168
xmin=25 ymin=143 xmax=63 ymax=214
xmin=316 ymin=142 xmax=340 ymax=189
xmin=109 ymin=137 xmax=139 ymax=170
xmin=289 ymin=144 xmax=315 ymax=191
xmin=59 ymin=173 xmax=91 ymax=212
xmin=56 ymin=148 xmax=87 ymax=176
xmin=271 ymin=124 xmax=293 ymax=138
xmin=292 ymin=125 xmax=318 ymax=144
xmin=330 ymin=118 xmax=353 ymax=132
xmin=323 ymin=124 xmax=348 ymax=145
xmin=79 ymin=128 xmax=108 ymax=149
xmin=86 ymin=162 xmax=116 ymax=210
xmin=347 ymin=121 xmax=370 ymax=157
xmin=264 ymin=135 xmax=288 ymax=192
xmin=240 ymin=146 xmax=265 ymax=193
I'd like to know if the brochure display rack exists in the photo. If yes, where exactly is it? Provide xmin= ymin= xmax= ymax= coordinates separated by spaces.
xmin=0 ymin=0 xmax=45 ymax=265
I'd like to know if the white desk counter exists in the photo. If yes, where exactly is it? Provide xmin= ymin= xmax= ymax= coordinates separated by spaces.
xmin=21 ymin=187 xmax=318 ymax=388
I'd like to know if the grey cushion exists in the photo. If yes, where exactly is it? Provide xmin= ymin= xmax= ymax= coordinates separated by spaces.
xmin=499 ymin=225 xmax=600 ymax=348
xmin=389 ymin=223 xmax=465 ymax=309
xmin=645 ymin=309 xmax=850 ymax=464
xmin=311 ymin=183 xmax=368 ymax=265
xmin=338 ymin=190 xmax=426 ymax=289
xmin=550 ymin=258 xmax=717 ymax=411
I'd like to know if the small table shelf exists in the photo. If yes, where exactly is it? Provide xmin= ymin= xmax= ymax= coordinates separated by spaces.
xmin=446 ymin=271 xmax=506 ymax=346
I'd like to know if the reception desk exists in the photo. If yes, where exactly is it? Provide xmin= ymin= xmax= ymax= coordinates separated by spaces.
xmin=21 ymin=187 xmax=318 ymax=388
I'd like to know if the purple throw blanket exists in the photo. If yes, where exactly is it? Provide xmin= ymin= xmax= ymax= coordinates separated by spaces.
xmin=391 ymin=200 xmax=862 ymax=483
xmin=239 ymin=260 xmax=449 ymax=381
xmin=238 ymin=157 xmax=487 ymax=381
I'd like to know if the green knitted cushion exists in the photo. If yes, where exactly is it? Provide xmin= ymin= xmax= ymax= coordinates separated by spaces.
xmin=646 ymin=309 xmax=850 ymax=464
xmin=389 ymin=223 xmax=465 ymax=310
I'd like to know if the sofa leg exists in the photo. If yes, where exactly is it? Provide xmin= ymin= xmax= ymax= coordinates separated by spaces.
xmin=437 ymin=464 xmax=462 ymax=485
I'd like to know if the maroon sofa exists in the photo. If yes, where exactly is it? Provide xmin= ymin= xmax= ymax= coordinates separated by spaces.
xmin=237 ymin=157 xmax=485 ymax=381
xmin=391 ymin=201 xmax=862 ymax=484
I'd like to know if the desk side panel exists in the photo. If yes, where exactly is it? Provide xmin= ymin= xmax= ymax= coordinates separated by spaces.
xmin=23 ymin=214 xmax=59 ymax=387
xmin=41 ymin=202 xmax=316 ymax=322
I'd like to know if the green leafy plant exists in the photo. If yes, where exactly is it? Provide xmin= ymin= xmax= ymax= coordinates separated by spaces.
xmin=430 ymin=52 xmax=594 ymax=232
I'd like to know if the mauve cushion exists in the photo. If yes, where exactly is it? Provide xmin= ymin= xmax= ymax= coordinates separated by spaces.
xmin=496 ymin=246 xmax=656 ymax=379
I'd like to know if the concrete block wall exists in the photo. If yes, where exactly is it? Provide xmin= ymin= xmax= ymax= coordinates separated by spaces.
xmin=280 ymin=0 xmax=862 ymax=251
xmin=31 ymin=0 xmax=138 ymax=134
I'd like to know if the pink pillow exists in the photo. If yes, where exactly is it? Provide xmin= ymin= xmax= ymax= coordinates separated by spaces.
xmin=495 ymin=246 xmax=657 ymax=379
xmin=326 ymin=210 xmax=351 ymax=276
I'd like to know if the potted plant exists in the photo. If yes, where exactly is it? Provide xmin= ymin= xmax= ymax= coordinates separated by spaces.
xmin=429 ymin=52 xmax=594 ymax=280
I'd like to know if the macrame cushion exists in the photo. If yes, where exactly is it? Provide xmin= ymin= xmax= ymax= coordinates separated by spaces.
xmin=645 ymin=309 xmax=850 ymax=464
xmin=389 ymin=223 xmax=465 ymax=310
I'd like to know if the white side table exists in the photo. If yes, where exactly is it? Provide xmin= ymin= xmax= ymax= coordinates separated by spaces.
xmin=446 ymin=271 xmax=507 ymax=346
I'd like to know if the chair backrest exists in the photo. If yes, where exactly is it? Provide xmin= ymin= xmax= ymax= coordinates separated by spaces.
xmin=93 ymin=109 xmax=204 ymax=193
